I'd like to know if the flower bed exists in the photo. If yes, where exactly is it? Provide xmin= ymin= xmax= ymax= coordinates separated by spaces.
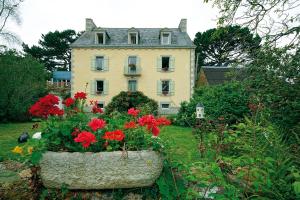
xmin=23 ymin=92 xmax=171 ymax=189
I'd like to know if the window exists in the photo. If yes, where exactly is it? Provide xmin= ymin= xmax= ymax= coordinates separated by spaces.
xmin=96 ymin=80 xmax=104 ymax=94
xmin=128 ymin=80 xmax=137 ymax=92
xmin=129 ymin=33 xmax=137 ymax=44
xmin=162 ymin=57 xmax=170 ymax=71
xmin=97 ymin=102 xmax=104 ymax=108
xmin=162 ymin=80 xmax=170 ymax=95
xmin=161 ymin=103 xmax=170 ymax=109
xmin=162 ymin=33 xmax=170 ymax=44
xmin=128 ymin=56 xmax=137 ymax=73
xmin=95 ymin=56 xmax=104 ymax=71
xmin=96 ymin=33 xmax=104 ymax=44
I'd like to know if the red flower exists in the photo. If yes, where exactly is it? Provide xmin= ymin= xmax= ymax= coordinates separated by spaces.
xmin=88 ymin=118 xmax=106 ymax=131
xmin=124 ymin=121 xmax=137 ymax=129
xmin=74 ymin=131 xmax=97 ymax=148
xmin=156 ymin=117 xmax=171 ymax=126
xmin=138 ymin=115 xmax=161 ymax=136
xmin=103 ymin=130 xmax=125 ymax=141
xmin=29 ymin=94 xmax=64 ymax=119
xmin=128 ymin=108 xmax=140 ymax=117
xmin=74 ymin=92 xmax=87 ymax=100
xmin=151 ymin=126 xmax=160 ymax=136
xmin=71 ymin=128 xmax=80 ymax=137
xmin=92 ymin=105 xmax=103 ymax=114
xmin=63 ymin=98 xmax=75 ymax=107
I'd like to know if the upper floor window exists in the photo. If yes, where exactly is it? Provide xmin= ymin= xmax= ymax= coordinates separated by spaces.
xmin=128 ymin=32 xmax=138 ymax=44
xmin=96 ymin=32 xmax=105 ymax=44
xmin=95 ymin=56 xmax=104 ymax=71
xmin=161 ymin=33 xmax=171 ymax=45
xmin=128 ymin=80 xmax=137 ymax=92
xmin=91 ymin=56 xmax=109 ymax=71
xmin=162 ymin=57 xmax=170 ymax=71
xmin=157 ymin=56 xmax=175 ymax=72
xmin=157 ymin=80 xmax=174 ymax=96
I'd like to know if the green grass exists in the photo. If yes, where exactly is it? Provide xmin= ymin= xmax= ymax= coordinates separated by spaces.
xmin=0 ymin=122 xmax=40 ymax=158
xmin=0 ymin=123 xmax=199 ymax=165
xmin=160 ymin=125 xmax=200 ymax=164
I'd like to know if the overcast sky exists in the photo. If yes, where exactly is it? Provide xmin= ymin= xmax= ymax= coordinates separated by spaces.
xmin=5 ymin=0 xmax=219 ymax=48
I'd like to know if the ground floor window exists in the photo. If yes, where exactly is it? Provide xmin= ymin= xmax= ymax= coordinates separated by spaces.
xmin=161 ymin=102 xmax=170 ymax=109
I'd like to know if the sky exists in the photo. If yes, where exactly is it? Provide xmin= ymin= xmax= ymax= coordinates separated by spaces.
xmin=4 ymin=0 xmax=219 ymax=48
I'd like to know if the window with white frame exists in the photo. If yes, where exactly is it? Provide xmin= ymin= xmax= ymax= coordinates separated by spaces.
xmin=162 ymin=56 xmax=170 ymax=71
xmin=96 ymin=80 xmax=104 ymax=94
xmin=96 ymin=33 xmax=105 ymax=44
xmin=129 ymin=33 xmax=138 ymax=44
xmin=128 ymin=56 xmax=137 ymax=73
xmin=157 ymin=80 xmax=174 ymax=96
xmin=161 ymin=33 xmax=171 ymax=44
xmin=161 ymin=103 xmax=170 ymax=109
xmin=128 ymin=80 xmax=137 ymax=92
xmin=162 ymin=80 xmax=170 ymax=94
xmin=95 ymin=56 xmax=104 ymax=71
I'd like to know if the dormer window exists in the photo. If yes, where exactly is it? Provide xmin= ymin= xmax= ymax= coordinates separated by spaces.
xmin=161 ymin=33 xmax=171 ymax=45
xmin=128 ymin=28 xmax=139 ymax=45
xmin=95 ymin=31 xmax=107 ymax=44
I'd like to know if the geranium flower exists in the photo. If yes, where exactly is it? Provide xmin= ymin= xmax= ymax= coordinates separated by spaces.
xmin=71 ymin=128 xmax=80 ymax=137
xmin=74 ymin=92 xmax=87 ymax=100
xmin=12 ymin=146 xmax=23 ymax=154
xmin=29 ymin=94 xmax=64 ymax=118
xmin=103 ymin=130 xmax=125 ymax=141
xmin=151 ymin=126 xmax=160 ymax=136
xmin=156 ymin=117 xmax=171 ymax=126
xmin=74 ymin=131 xmax=97 ymax=148
xmin=124 ymin=121 xmax=137 ymax=129
xmin=88 ymin=118 xmax=106 ymax=131
xmin=63 ymin=98 xmax=75 ymax=107
xmin=92 ymin=105 xmax=103 ymax=114
xmin=138 ymin=115 xmax=162 ymax=136
xmin=128 ymin=108 xmax=140 ymax=117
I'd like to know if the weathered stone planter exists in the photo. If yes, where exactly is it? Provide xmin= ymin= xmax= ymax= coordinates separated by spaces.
xmin=40 ymin=151 xmax=163 ymax=189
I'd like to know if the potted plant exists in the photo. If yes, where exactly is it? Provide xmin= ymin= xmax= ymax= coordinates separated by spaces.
xmin=24 ymin=92 xmax=170 ymax=189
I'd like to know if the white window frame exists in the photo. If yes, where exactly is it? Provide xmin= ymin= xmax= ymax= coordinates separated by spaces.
xmin=96 ymin=80 xmax=104 ymax=94
xmin=128 ymin=79 xmax=137 ymax=92
xmin=128 ymin=32 xmax=138 ymax=44
xmin=160 ymin=102 xmax=171 ymax=109
xmin=95 ymin=56 xmax=104 ymax=71
xmin=161 ymin=32 xmax=171 ymax=45
xmin=95 ymin=32 xmax=106 ymax=44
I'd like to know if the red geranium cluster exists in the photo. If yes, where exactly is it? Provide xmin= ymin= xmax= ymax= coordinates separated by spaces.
xmin=88 ymin=118 xmax=106 ymax=131
xmin=74 ymin=131 xmax=97 ymax=148
xmin=156 ymin=117 xmax=171 ymax=126
xmin=128 ymin=108 xmax=140 ymax=117
xmin=63 ymin=97 xmax=75 ymax=107
xmin=103 ymin=130 xmax=125 ymax=141
xmin=74 ymin=92 xmax=87 ymax=100
xmin=29 ymin=94 xmax=64 ymax=118
xmin=124 ymin=121 xmax=137 ymax=129
xmin=137 ymin=115 xmax=171 ymax=136
xmin=90 ymin=100 xmax=103 ymax=114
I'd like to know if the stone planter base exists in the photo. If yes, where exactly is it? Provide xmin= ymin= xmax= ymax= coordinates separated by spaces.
xmin=40 ymin=151 xmax=163 ymax=189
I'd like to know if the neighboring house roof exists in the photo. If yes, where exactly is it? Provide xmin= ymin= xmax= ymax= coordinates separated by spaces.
xmin=71 ymin=19 xmax=195 ymax=48
xmin=201 ymin=66 xmax=246 ymax=85
xmin=53 ymin=71 xmax=71 ymax=81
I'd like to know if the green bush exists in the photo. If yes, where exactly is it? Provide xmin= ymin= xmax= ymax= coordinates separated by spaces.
xmin=0 ymin=50 xmax=47 ymax=122
xmin=105 ymin=91 xmax=158 ymax=115
xmin=176 ymin=82 xmax=250 ymax=127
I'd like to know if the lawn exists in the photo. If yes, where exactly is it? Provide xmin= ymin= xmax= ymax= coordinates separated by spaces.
xmin=0 ymin=122 xmax=40 ymax=158
xmin=0 ymin=123 xmax=199 ymax=164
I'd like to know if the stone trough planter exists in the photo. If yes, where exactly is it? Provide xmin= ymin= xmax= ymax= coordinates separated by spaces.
xmin=40 ymin=150 xmax=163 ymax=189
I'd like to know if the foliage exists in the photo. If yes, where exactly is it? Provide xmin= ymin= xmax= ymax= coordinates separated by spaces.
xmin=176 ymin=82 xmax=250 ymax=126
xmin=194 ymin=25 xmax=261 ymax=69
xmin=0 ymin=50 xmax=47 ymax=122
xmin=204 ymin=0 xmax=300 ymax=46
xmin=105 ymin=91 xmax=158 ymax=115
xmin=0 ymin=0 xmax=23 ymax=45
xmin=245 ymin=45 xmax=300 ymax=144
xmin=23 ymin=29 xmax=81 ymax=72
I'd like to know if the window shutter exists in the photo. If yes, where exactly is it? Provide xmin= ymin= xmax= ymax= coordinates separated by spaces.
xmin=90 ymin=80 xmax=96 ymax=95
xmin=157 ymin=57 xmax=162 ymax=71
xmin=137 ymin=56 xmax=141 ymax=68
xmin=124 ymin=58 xmax=128 ymax=74
xmin=104 ymin=56 xmax=109 ymax=71
xmin=91 ymin=57 xmax=96 ymax=71
xmin=157 ymin=80 xmax=162 ymax=95
xmin=170 ymin=80 xmax=175 ymax=95
xmin=104 ymin=80 xmax=109 ymax=95
xmin=169 ymin=57 xmax=175 ymax=72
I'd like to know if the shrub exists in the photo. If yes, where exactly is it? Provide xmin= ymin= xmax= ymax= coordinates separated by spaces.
xmin=105 ymin=91 xmax=158 ymax=115
xmin=176 ymin=82 xmax=250 ymax=127
xmin=0 ymin=50 xmax=47 ymax=122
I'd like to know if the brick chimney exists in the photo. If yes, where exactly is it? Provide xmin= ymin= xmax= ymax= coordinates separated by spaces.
xmin=178 ymin=19 xmax=187 ymax=32
xmin=85 ymin=18 xmax=96 ymax=31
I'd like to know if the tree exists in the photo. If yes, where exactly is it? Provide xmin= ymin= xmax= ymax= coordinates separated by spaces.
xmin=0 ymin=0 xmax=23 ymax=45
xmin=205 ymin=0 xmax=300 ymax=46
xmin=194 ymin=25 xmax=261 ymax=69
xmin=23 ymin=29 xmax=81 ymax=72
xmin=0 ymin=50 xmax=47 ymax=122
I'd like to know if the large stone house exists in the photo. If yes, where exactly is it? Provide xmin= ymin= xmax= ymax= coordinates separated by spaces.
xmin=70 ymin=18 xmax=196 ymax=113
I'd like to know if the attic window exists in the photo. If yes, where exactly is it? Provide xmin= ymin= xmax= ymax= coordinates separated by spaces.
xmin=161 ymin=33 xmax=171 ymax=45
xmin=96 ymin=33 xmax=105 ymax=44
xmin=129 ymin=32 xmax=138 ymax=44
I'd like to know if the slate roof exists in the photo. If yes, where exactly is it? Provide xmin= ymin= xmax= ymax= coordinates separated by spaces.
xmin=71 ymin=28 xmax=195 ymax=48
xmin=202 ymin=66 xmax=246 ymax=85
